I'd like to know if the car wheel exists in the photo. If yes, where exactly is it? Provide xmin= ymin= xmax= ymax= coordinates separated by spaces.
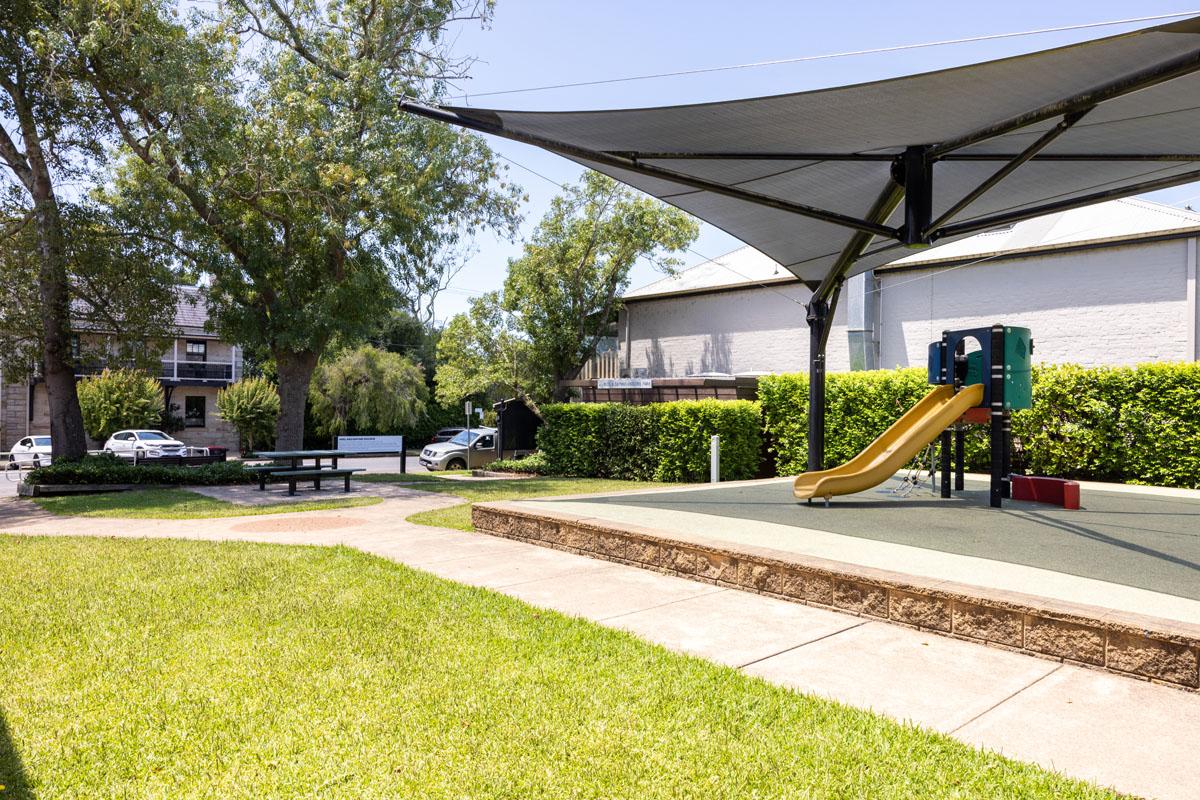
xmin=446 ymin=458 xmax=466 ymax=471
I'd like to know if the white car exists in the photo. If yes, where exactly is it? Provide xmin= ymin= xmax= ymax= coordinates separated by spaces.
xmin=103 ymin=430 xmax=189 ymax=459
xmin=8 ymin=435 xmax=52 ymax=468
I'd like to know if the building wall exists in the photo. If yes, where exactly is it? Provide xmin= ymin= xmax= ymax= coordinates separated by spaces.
xmin=878 ymin=238 xmax=1198 ymax=369
xmin=619 ymin=238 xmax=1200 ymax=379
xmin=171 ymin=385 xmax=240 ymax=451
xmin=622 ymin=283 xmax=853 ymax=377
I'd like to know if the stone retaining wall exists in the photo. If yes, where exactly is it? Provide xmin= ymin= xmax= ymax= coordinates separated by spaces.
xmin=472 ymin=502 xmax=1200 ymax=690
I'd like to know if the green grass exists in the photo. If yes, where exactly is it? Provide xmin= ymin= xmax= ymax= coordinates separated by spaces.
xmin=33 ymin=488 xmax=382 ymax=519
xmin=360 ymin=473 xmax=672 ymax=531
xmin=0 ymin=535 xmax=1114 ymax=799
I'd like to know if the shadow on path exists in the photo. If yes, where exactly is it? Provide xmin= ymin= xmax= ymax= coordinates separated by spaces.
xmin=0 ymin=708 xmax=34 ymax=799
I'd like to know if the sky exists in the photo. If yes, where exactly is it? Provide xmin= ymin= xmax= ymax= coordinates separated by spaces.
xmin=427 ymin=1 xmax=1200 ymax=321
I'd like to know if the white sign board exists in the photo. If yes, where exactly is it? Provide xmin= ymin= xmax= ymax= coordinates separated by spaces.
xmin=336 ymin=435 xmax=404 ymax=453
xmin=597 ymin=378 xmax=653 ymax=389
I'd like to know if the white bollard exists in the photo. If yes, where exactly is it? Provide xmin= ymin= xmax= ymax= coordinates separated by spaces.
xmin=710 ymin=434 xmax=720 ymax=483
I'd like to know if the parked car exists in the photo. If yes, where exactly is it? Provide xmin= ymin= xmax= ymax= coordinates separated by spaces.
xmin=429 ymin=427 xmax=465 ymax=444
xmin=419 ymin=427 xmax=497 ymax=471
xmin=8 ymin=435 xmax=52 ymax=468
xmin=103 ymin=430 xmax=189 ymax=459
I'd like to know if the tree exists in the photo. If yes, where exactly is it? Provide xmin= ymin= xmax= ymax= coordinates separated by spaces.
xmin=503 ymin=173 xmax=698 ymax=401
xmin=69 ymin=0 xmax=520 ymax=449
xmin=0 ymin=203 xmax=180 ymax=380
xmin=76 ymin=368 xmax=163 ymax=442
xmin=309 ymin=345 xmax=427 ymax=441
xmin=216 ymin=377 xmax=280 ymax=453
xmin=368 ymin=307 xmax=440 ymax=385
xmin=434 ymin=291 xmax=534 ymax=405
xmin=0 ymin=0 xmax=112 ymax=460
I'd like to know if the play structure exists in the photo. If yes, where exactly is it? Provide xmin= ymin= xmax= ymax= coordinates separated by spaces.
xmin=793 ymin=324 xmax=1032 ymax=508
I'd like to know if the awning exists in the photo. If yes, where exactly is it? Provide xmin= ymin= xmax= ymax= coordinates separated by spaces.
xmin=401 ymin=16 xmax=1200 ymax=295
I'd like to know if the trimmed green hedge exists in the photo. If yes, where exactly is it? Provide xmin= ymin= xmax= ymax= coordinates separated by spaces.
xmin=488 ymin=452 xmax=551 ymax=475
xmin=760 ymin=362 xmax=1200 ymax=489
xmin=26 ymin=455 xmax=256 ymax=486
xmin=538 ymin=400 xmax=762 ymax=482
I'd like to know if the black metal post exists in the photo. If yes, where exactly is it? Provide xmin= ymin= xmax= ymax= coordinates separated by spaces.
xmin=940 ymin=429 xmax=952 ymax=498
xmin=1002 ymin=410 xmax=1012 ymax=498
xmin=954 ymin=425 xmax=965 ymax=491
xmin=806 ymin=298 xmax=829 ymax=472
xmin=901 ymin=145 xmax=933 ymax=246
xmin=989 ymin=324 xmax=1005 ymax=508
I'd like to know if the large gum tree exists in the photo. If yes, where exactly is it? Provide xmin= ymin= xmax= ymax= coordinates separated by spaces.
xmin=65 ymin=0 xmax=519 ymax=448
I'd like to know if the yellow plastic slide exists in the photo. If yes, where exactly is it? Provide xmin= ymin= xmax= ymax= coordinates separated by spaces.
xmin=794 ymin=383 xmax=985 ymax=503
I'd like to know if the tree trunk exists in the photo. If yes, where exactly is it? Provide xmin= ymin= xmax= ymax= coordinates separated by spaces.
xmin=33 ymin=195 xmax=88 ymax=461
xmin=273 ymin=348 xmax=318 ymax=450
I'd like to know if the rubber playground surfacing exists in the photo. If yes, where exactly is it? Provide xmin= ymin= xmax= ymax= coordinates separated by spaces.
xmin=568 ymin=478 xmax=1200 ymax=602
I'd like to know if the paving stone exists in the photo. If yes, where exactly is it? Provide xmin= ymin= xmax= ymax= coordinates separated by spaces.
xmin=743 ymin=621 xmax=1058 ymax=732
xmin=611 ymin=589 xmax=859 ymax=667
xmin=502 ymin=562 xmax=721 ymax=621
xmin=956 ymin=666 xmax=1200 ymax=800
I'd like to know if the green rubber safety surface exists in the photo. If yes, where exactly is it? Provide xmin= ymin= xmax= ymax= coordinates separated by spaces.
xmin=573 ymin=479 xmax=1200 ymax=601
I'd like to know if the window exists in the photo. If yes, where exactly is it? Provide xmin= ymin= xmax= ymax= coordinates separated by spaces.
xmin=185 ymin=340 xmax=207 ymax=362
xmin=184 ymin=396 xmax=206 ymax=428
xmin=69 ymin=334 xmax=80 ymax=360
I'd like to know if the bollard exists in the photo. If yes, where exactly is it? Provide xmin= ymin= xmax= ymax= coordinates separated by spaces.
xmin=710 ymin=434 xmax=720 ymax=483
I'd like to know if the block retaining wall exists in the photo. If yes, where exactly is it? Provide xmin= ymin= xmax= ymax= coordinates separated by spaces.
xmin=472 ymin=502 xmax=1200 ymax=691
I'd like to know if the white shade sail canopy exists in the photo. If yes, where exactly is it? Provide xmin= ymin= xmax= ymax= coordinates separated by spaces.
xmin=402 ymin=16 xmax=1200 ymax=292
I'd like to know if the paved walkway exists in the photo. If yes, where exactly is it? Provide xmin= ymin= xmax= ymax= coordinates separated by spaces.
xmin=1 ymin=489 xmax=1197 ymax=800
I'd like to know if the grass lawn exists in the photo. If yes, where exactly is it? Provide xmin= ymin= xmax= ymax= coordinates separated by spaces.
xmin=0 ymin=535 xmax=1114 ymax=799
xmin=359 ymin=473 xmax=673 ymax=530
xmin=33 ymin=488 xmax=381 ymax=519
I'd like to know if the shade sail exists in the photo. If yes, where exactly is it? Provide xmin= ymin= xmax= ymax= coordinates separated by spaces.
xmin=402 ymin=16 xmax=1200 ymax=289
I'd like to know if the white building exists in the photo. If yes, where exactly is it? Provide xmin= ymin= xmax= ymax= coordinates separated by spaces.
xmin=618 ymin=199 xmax=1200 ymax=378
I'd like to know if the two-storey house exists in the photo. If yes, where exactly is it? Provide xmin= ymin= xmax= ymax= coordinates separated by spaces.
xmin=1 ymin=287 xmax=243 ymax=452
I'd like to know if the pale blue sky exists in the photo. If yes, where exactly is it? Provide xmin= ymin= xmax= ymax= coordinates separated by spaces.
xmin=431 ymin=2 xmax=1200 ymax=320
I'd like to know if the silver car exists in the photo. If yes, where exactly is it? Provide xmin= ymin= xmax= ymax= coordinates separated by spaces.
xmin=419 ymin=427 xmax=497 ymax=471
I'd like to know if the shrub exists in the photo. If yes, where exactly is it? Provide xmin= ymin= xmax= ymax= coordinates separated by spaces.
xmin=76 ymin=369 xmax=164 ymax=442
xmin=26 ymin=454 xmax=256 ymax=486
xmin=217 ymin=377 xmax=281 ymax=453
xmin=760 ymin=362 xmax=1200 ymax=489
xmin=537 ymin=400 xmax=762 ymax=482
xmin=487 ymin=452 xmax=550 ymax=475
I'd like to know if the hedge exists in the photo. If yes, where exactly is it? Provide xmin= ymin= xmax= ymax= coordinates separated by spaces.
xmin=538 ymin=400 xmax=762 ymax=482
xmin=26 ymin=455 xmax=257 ymax=486
xmin=759 ymin=362 xmax=1200 ymax=489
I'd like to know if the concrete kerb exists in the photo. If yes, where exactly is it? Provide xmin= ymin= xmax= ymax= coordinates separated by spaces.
xmin=471 ymin=500 xmax=1200 ymax=690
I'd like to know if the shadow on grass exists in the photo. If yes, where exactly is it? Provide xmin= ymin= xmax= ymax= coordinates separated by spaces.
xmin=0 ymin=708 xmax=33 ymax=799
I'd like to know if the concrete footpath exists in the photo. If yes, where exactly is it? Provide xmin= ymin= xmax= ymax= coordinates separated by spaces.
xmin=1 ymin=490 xmax=1197 ymax=800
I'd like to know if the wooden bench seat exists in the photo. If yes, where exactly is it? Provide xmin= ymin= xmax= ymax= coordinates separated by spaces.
xmin=268 ymin=468 xmax=364 ymax=495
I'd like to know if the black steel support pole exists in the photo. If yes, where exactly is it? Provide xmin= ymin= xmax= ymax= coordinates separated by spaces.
xmin=1002 ymin=410 xmax=1012 ymax=498
xmin=955 ymin=425 xmax=965 ymax=491
xmin=806 ymin=298 xmax=829 ymax=472
xmin=940 ymin=429 xmax=952 ymax=498
xmin=901 ymin=146 xmax=933 ymax=246
xmin=989 ymin=325 xmax=1006 ymax=509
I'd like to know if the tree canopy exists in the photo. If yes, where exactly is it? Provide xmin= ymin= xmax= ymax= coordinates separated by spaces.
xmin=61 ymin=0 xmax=521 ymax=448
xmin=434 ymin=290 xmax=532 ymax=405
xmin=503 ymin=172 xmax=697 ymax=401
xmin=309 ymin=345 xmax=427 ymax=440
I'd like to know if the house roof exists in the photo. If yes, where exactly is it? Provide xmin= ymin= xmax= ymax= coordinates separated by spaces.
xmin=623 ymin=198 xmax=1200 ymax=300
xmin=173 ymin=286 xmax=213 ymax=337
xmin=403 ymin=16 xmax=1200 ymax=291
xmin=625 ymin=246 xmax=800 ymax=300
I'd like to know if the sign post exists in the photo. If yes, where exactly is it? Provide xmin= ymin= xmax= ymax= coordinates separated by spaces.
xmin=464 ymin=400 xmax=473 ymax=471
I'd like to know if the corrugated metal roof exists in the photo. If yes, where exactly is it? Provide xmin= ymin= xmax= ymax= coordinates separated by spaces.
xmin=624 ymin=198 xmax=1200 ymax=299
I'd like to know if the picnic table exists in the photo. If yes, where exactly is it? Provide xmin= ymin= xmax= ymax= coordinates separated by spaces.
xmin=245 ymin=450 xmax=365 ymax=495
xmin=250 ymin=450 xmax=352 ymax=470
